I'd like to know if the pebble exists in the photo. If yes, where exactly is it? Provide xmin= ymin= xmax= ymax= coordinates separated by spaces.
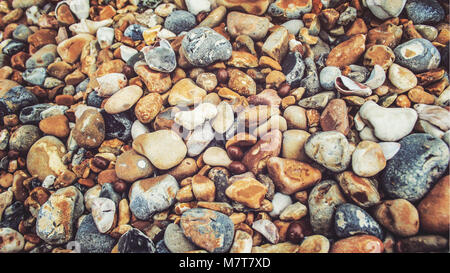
xmin=227 ymin=12 xmax=271 ymax=40
xmin=203 ymin=147 xmax=233 ymax=168
xmin=418 ymin=176 xmax=449 ymax=234
xmin=267 ymin=157 xmax=321 ymax=194
xmin=373 ymin=199 xmax=419 ymax=237
xmin=104 ymin=85 xmax=143 ymax=114
xmin=298 ymin=91 xmax=336 ymax=109
xmin=320 ymin=99 xmax=350 ymax=135
xmin=268 ymin=0 xmax=312 ymax=19
xmin=124 ymin=24 xmax=147 ymax=41
xmin=381 ymin=133 xmax=449 ymax=202
xmin=168 ymin=78 xmax=206 ymax=106
xmin=298 ymin=235 xmax=330 ymax=253
xmin=143 ymin=39 xmax=177 ymax=73
xmin=72 ymin=109 xmax=105 ymax=149
xmin=336 ymin=171 xmax=380 ymax=208
xmin=9 ymin=124 xmax=41 ymax=153
xmin=132 ymin=130 xmax=187 ymax=170
xmin=335 ymin=76 xmax=372 ymax=97
xmin=394 ymin=39 xmax=441 ymax=73
xmin=242 ymin=130 xmax=282 ymax=175
xmin=378 ymin=142 xmax=401 ymax=160
xmin=164 ymin=10 xmax=196 ymax=35
xmin=97 ymin=27 xmax=114 ymax=49
xmin=180 ymin=208 xmax=234 ymax=253
xmin=185 ymin=0 xmax=211 ymax=15
xmin=319 ymin=66 xmax=341 ymax=90
xmin=101 ymin=111 xmax=133 ymax=142
xmin=334 ymin=203 xmax=384 ymax=239
xmin=414 ymin=104 xmax=450 ymax=132
xmin=56 ymin=33 xmax=95 ymax=63
xmin=129 ymin=175 xmax=179 ymax=220
xmin=186 ymin=122 xmax=215 ymax=157
xmin=75 ymin=214 xmax=116 ymax=253
xmin=115 ymin=149 xmax=153 ymax=183
xmin=96 ymin=73 xmax=128 ymax=97
xmin=182 ymin=27 xmax=232 ymax=67
xmin=26 ymin=136 xmax=67 ymax=181
xmin=164 ymin=223 xmax=196 ymax=253
xmin=358 ymin=101 xmax=418 ymax=142
xmin=252 ymin=219 xmax=279 ymax=244
xmin=118 ymin=228 xmax=155 ymax=253
xmin=281 ymin=130 xmax=310 ymax=161
xmin=326 ymin=34 xmax=366 ymax=68
xmin=22 ymin=68 xmax=47 ymax=86
xmin=269 ymin=192 xmax=292 ymax=217
xmin=12 ymin=24 xmax=32 ymax=42
xmin=281 ymin=20 xmax=304 ymax=36
xmin=305 ymin=131 xmax=353 ymax=172
xmin=0 ymin=227 xmax=24 ymax=253
xmin=308 ymin=180 xmax=347 ymax=237
xmin=397 ymin=235 xmax=448 ymax=253
xmin=230 ymin=230 xmax=253 ymax=253
xmin=91 ymin=197 xmax=116 ymax=233
xmin=366 ymin=0 xmax=407 ymax=20
xmin=280 ymin=202 xmax=308 ymax=221
xmin=25 ymin=44 xmax=57 ymax=69
xmin=405 ymin=0 xmax=445 ymax=24
xmin=225 ymin=177 xmax=267 ymax=209
xmin=330 ymin=235 xmax=384 ymax=253
xmin=39 ymin=115 xmax=70 ymax=138
xmin=351 ymin=141 xmax=386 ymax=177
xmin=36 ymin=186 xmax=84 ymax=244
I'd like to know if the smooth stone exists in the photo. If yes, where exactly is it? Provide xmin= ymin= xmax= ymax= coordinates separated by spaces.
xmin=394 ymin=38 xmax=441 ymax=73
xmin=225 ymin=177 xmax=267 ymax=209
xmin=297 ymin=91 xmax=336 ymax=109
xmin=381 ymin=133 xmax=449 ymax=202
xmin=252 ymin=219 xmax=279 ymax=244
xmin=262 ymin=27 xmax=289 ymax=63
xmin=2 ymin=40 xmax=25 ymax=56
xmin=415 ymin=25 xmax=438 ymax=41
xmin=281 ymin=20 xmax=304 ymax=36
xmin=269 ymin=192 xmax=292 ymax=217
xmin=168 ymin=78 xmax=206 ymax=106
xmin=182 ymin=27 xmax=232 ymax=67
xmin=352 ymin=141 xmax=386 ymax=177
xmin=418 ymin=176 xmax=450 ymax=234
xmin=373 ymin=199 xmax=419 ymax=237
xmin=320 ymin=99 xmax=350 ymax=135
xmin=115 ymin=150 xmax=153 ymax=183
xmin=0 ymin=202 xmax=26 ymax=230
xmin=320 ymin=66 xmax=341 ymax=90
xmin=118 ymin=228 xmax=155 ymax=253
xmin=388 ymin=64 xmax=417 ymax=91
xmin=203 ymin=147 xmax=233 ymax=168
xmin=185 ymin=0 xmax=211 ymax=15
xmin=26 ymin=136 xmax=67 ymax=181
xmin=330 ymin=235 xmax=384 ymax=253
xmin=282 ymin=52 xmax=305 ymax=89
xmin=123 ymin=24 xmax=147 ymax=41
xmin=405 ymin=0 xmax=445 ymax=24
xmin=281 ymin=130 xmax=310 ymax=161
xmin=334 ymin=203 xmax=384 ymax=239
xmin=22 ymin=68 xmax=47 ymax=86
xmin=228 ymin=69 xmax=257 ymax=96
xmin=174 ymin=103 xmax=217 ymax=130
xmin=12 ymin=24 xmax=33 ymax=42
xmin=364 ymin=65 xmax=386 ymax=89
xmin=414 ymin=104 xmax=450 ymax=132
xmin=305 ymin=131 xmax=353 ymax=172
xmin=358 ymin=101 xmax=418 ymax=142
xmin=186 ymin=122 xmax=215 ymax=157
xmin=283 ymin=106 xmax=307 ymax=130
xmin=131 ymin=120 xmax=150 ymax=140
xmin=75 ymin=214 xmax=116 ymax=253
xmin=19 ymin=104 xmax=52 ymax=124
xmin=280 ymin=202 xmax=308 ymax=221
xmin=298 ymin=235 xmax=330 ymax=253
xmin=309 ymin=180 xmax=347 ymax=236
xmin=300 ymin=58 xmax=321 ymax=96
xmin=336 ymin=171 xmax=380 ymax=208
xmin=129 ymin=175 xmax=179 ymax=220
xmin=378 ymin=142 xmax=401 ymax=160
xmin=267 ymin=157 xmax=322 ymax=194
xmin=96 ymin=73 xmax=127 ymax=97
xmin=97 ymin=27 xmax=114 ymax=49
xmin=366 ymin=0 xmax=407 ymax=20
xmin=91 ymin=197 xmax=116 ymax=233
xmin=230 ymin=230 xmax=252 ymax=253
xmin=164 ymin=223 xmax=196 ymax=253
xmin=397 ymin=235 xmax=448 ymax=253
xmin=132 ymin=130 xmax=187 ymax=170
xmin=226 ymin=12 xmax=271 ymax=40
xmin=72 ymin=109 xmax=105 ymax=148
xmin=164 ymin=10 xmax=196 ymax=35
xmin=326 ymin=34 xmax=366 ymax=68
xmin=104 ymin=85 xmax=143 ymax=114
xmin=56 ymin=33 xmax=95 ymax=63
xmin=25 ymin=44 xmax=57 ymax=69
xmin=9 ymin=125 xmax=41 ymax=153
xmin=142 ymin=39 xmax=176 ymax=73
xmin=36 ymin=186 xmax=84 ymax=244
xmin=242 ymin=130 xmax=282 ymax=175
xmin=212 ymin=101 xmax=234 ymax=134
xmin=0 ymin=228 xmax=24 ymax=253
xmin=180 ymin=208 xmax=234 ymax=253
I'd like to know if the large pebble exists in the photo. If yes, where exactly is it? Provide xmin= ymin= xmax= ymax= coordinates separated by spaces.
xmin=118 ymin=228 xmax=155 ymax=253
xmin=381 ymin=133 xmax=449 ymax=202
xmin=180 ymin=208 xmax=234 ymax=253
xmin=305 ymin=131 xmax=353 ymax=172
xmin=373 ymin=199 xmax=419 ymax=237
xmin=225 ymin=177 xmax=267 ymax=209
xmin=129 ymin=175 xmax=179 ymax=220
xmin=308 ymin=180 xmax=347 ymax=237
xmin=73 ymin=109 xmax=105 ymax=148
xmin=26 ymin=136 xmax=67 ymax=181
xmin=352 ymin=141 xmax=386 ymax=177
xmin=336 ymin=171 xmax=380 ymax=208
xmin=226 ymin=12 xmax=271 ymax=40
xmin=181 ymin=27 xmax=232 ymax=67
xmin=104 ymin=85 xmax=143 ymax=114
xmin=164 ymin=223 xmax=196 ymax=253
xmin=75 ymin=214 xmax=116 ymax=253
xmin=405 ymin=0 xmax=445 ymax=24
xmin=0 ymin=228 xmax=24 ymax=253
xmin=394 ymin=38 xmax=441 ymax=73
xmin=115 ymin=149 xmax=153 ymax=183
xmin=132 ymin=130 xmax=187 ymax=170
xmin=330 ymin=235 xmax=384 ymax=253
xmin=334 ymin=203 xmax=384 ymax=239
xmin=358 ymin=101 xmax=418 ymax=142
xmin=36 ymin=186 xmax=84 ymax=244
xmin=418 ymin=176 xmax=449 ymax=234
